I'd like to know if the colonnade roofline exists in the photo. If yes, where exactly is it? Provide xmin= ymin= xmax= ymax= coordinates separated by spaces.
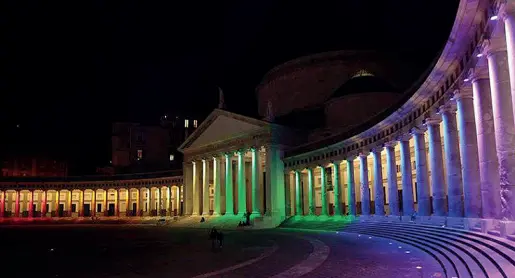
xmin=0 ymin=170 xmax=183 ymax=191
xmin=284 ymin=0 xmax=489 ymax=167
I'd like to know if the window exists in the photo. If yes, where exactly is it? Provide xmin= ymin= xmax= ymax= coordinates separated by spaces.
xmin=184 ymin=119 xmax=189 ymax=128
xmin=193 ymin=120 xmax=198 ymax=128
xmin=169 ymin=154 xmax=175 ymax=161
xmin=137 ymin=149 xmax=143 ymax=160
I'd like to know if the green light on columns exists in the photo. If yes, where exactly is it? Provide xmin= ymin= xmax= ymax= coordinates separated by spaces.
xmin=333 ymin=162 xmax=342 ymax=216
xmin=192 ymin=161 xmax=199 ymax=216
xmin=307 ymin=168 xmax=315 ymax=215
xmin=346 ymin=159 xmax=356 ymax=216
xmin=202 ymin=159 xmax=209 ymax=216
xmin=213 ymin=157 xmax=221 ymax=215
xmin=295 ymin=171 xmax=302 ymax=215
xmin=251 ymin=148 xmax=260 ymax=214
xmin=237 ymin=151 xmax=247 ymax=215
xmin=225 ymin=154 xmax=234 ymax=215
xmin=320 ymin=166 xmax=328 ymax=216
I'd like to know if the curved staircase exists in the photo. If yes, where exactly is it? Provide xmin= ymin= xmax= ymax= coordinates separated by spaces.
xmin=279 ymin=217 xmax=515 ymax=278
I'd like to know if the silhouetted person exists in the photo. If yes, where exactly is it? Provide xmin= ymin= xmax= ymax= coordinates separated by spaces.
xmin=200 ymin=217 xmax=205 ymax=223
xmin=411 ymin=211 xmax=417 ymax=222
xmin=209 ymin=228 xmax=218 ymax=250
xmin=245 ymin=212 xmax=250 ymax=226
xmin=217 ymin=231 xmax=224 ymax=249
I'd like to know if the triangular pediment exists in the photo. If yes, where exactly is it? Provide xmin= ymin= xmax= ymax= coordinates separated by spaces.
xmin=179 ymin=109 xmax=269 ymax=151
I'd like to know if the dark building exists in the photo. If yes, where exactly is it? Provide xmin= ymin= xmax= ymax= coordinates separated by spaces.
xmin=1 ymin=157 xmax=68 ymax=177
xmin=110 ymin=115 xmax=199 ymax=174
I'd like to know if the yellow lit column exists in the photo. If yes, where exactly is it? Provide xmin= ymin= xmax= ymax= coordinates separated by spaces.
xmin=126 ymin=189 xmax=130 ymax=217
xmin=67 ymin=190 xmax=72 ymax=217
xmin=115 ymin=188 xmax=120 ymax=217
xmin=177 ymin=186 xmax=181 ymax=215
xmin=102 ymin=189 xmax=107 ymax=217
xmin=41 ymin=190 xmax=47 ymax=217
xmin=55 ymin=190 xmax=60 ymax=217
xmin=156 ymin=187 xmax=161 ymax=216
xmin=28 ymin=190 xmax=34 ymax=218
xmin=78 ymin=190 xmax=84 ymax=217
xmin=136 ymin=188 xmax=140 ymax=216
xmin=15 ymin=191 xmax=20 ymax=217
xmin=167 ymin=186 xmax=171 ymax=216
xmin=91 ymin=189 xmax=97 ymax=217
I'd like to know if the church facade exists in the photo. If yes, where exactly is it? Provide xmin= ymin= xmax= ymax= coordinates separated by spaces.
xmin=3 ymin=0 xmax=515 ymax=237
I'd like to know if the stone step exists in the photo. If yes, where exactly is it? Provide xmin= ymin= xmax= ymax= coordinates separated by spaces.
xmin=343 ymin=223 xmax=515 ymax=277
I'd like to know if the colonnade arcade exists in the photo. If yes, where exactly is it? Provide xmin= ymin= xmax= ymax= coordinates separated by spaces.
xmin=283 ymin=0 xmax=515 ymax=233
xmin=0 ymin=175 xmax=183 ymax=218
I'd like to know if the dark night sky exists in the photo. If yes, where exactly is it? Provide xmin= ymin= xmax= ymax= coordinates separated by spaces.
xmin=1 ymin=1 xmax=459 ymax=174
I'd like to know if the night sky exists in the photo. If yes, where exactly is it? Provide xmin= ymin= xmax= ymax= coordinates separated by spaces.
xmin=2 ymin=1 xmax=459 ymax=175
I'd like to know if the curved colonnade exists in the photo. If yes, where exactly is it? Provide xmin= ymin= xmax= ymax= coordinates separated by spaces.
xmin=282 ymin=0 xmax=515 ymax=237
xmin=0 ymin=171 xmax=183 ymax=219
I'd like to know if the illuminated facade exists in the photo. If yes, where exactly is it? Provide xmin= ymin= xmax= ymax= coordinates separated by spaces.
xmin=3 ymin=0 xmax=515 ymax=238
xmin=1 ymin=157 xmax=68 ymax=177
xmin=0 ymin=171 xmax=183 ymax=218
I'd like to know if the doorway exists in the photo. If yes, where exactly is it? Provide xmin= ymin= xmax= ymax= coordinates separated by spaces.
xmin=84 ymin=204 xmax=91 ymax=217
xmin=108 ymin=203 xmax=115 ymax=216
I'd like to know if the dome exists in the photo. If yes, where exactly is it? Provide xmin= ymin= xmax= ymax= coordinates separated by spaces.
xmin=331 ymin=70 xmax=397 ymax=99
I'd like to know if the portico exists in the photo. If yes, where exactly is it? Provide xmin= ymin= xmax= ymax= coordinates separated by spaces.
xmin=178 ymin=109 xmax=291 ymax=227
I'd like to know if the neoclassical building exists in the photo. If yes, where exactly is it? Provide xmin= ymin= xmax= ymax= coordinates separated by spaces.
xmin=3 ymin=0 xmax=515 ymax=238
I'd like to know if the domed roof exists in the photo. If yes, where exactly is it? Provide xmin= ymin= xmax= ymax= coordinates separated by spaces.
xmin=331 ymin=69 xmax=397 ymax=99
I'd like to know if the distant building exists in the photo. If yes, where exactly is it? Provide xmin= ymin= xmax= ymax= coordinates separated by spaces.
xmin=111 ymin=115 xmax=198 ymax=174
xmin=1 ymin=157 xmax=68 ymax=177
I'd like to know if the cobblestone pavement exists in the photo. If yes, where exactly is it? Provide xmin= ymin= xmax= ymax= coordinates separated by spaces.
xmin=0 ymin=225 xmax=443 ymax=278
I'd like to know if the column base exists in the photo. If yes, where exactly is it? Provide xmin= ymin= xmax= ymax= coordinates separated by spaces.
xmin=500 ymin=220 xmax=515 ymax=237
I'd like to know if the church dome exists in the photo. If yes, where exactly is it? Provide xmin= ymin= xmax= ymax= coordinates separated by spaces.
xmin=331 ymin=69 xmax=397 ymax=99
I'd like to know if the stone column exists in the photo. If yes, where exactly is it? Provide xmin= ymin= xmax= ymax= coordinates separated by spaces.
xmin=15 ymin=191 xmax=20 ymax=217
xmin=166 ymin=187 xmax=171 ymax=215
xmin=102 ymin=189 xmax=107 ymax=216
xmin=213 ymin=157 xmax=221 ymax=215
xmin=202 ymin=159 xmax=210 ymax=215
xmin=115 ymin=189 xmax=120 ymax=217
xmin=359 ymin=152 xmax=371 ymax=216
xmin=28 ymin=190 xmax=34 ymax=217
xmin=454 ymin=88 xmax=482 ymax=218
xmin=79 ymin=190 xmax=84 ymax=217
xmin=237 ymin=151 xmax=247 ymax=216
xmin=439 ymin=102 xmax=464 ymax=217
xmin=319 ymin=166 xmax=328 ymax=216
xmin=412 ymin=126 xmax=431 ymax=216
xmin=372 ymin=147 xmax=385 ymax=216
xmin=0 ymin=191 xmax=5 ymax=217
xmin=192 ymin=161 xmax=200 ymax=216
xmin=55 ymin=190 xmax=60 ymax=217
xmin=486 ymin=40 xmax=515 ymax=220
xmin=399 ymin=135 xmax=414 ymax=216
xmin=178 ymin=186 xmax=182 ymax=215
xmin=471 ymin=73 xmax=501 ymax=219
xmin=503 ymin=11 xmax=515 ymax=121
xmin=425 ymin=116 xmax=446 ymax=217
xmin=346 ymin=158 xmax=357 ymax=216
xmin=385 ymin=142 xmax=399 ymax=216
xmin=41 ymin=190 xmax=47 ymax=217
xmin=91 ymin=189 xmax=96 ymax=217
xmin=332 ymin=161 xmax=342 ymax=216
xmin=294 ymin=170 xmax=302 ymax=215
xmin=307 ymin=167 xmax=315 ymax=215
xmin=135 ymin=188 xmax=140 ymax=215
xmin=225 ymin=154 xmax=234 ymax=215
xmin=67 ymin=190 xmax=72 ymax=216
xmin=251 ymin=148 xmax=260 ymax=215
xmin=264 ymin=144 xmax=286 ymax=221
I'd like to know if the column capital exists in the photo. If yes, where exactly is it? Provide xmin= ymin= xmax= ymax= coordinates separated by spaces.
xmin=481 ymin=37 xmax=507 ymax=57
xmin=423 ymin=115 xmax=442 ymax=126
xmin=371 ymin=145 xmax=383 ymax=154
xmin=397 ymin=133 xmax=412 ymax=142
xmin=359 ymin=151 xmax=370 ymax=158
xmin=331 ymin=160 xmax=342 ymax=166
xmin=466 ymin=66 xmax=489 ymax=82
xmin=410 ymin=125 xmax=427 ymax=135
xmin=384 ymin=141 xmax=397 ymax=148
xmin=437 ymin=101 xmax=457 ymax=115
xmin=452 ymin=88 xmax=473 ymax=101
xmin=345 ymin=155 xmax=357 ymax=161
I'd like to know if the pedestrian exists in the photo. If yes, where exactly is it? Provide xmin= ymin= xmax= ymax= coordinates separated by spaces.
xmin=209 ymin=227 xmax=218 ymax=251
xmin=217 ymin=231 xmax=224 ymax=249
